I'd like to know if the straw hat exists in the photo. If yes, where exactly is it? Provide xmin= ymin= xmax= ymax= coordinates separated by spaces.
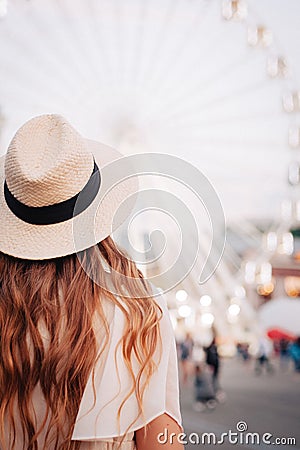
xmin=0 ymin=114 xmax=137 ymax=260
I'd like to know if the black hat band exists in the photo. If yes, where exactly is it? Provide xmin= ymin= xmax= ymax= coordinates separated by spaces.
xmin=4 ymin=161 xmax=101 ymax=225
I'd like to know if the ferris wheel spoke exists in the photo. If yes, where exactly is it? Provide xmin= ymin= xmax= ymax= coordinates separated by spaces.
xmin=194 ymin=229 xmax=241 ymax=299
xmin=145 ymin=49 xmax=264 ymax=122
xmin=136 ymin=0 xmax=181 ymax=91
xmin=0 ymin=53 xmax=74 ymax=108
xmin=169 ymin=133 xmax=283 ymax=147
xmin=164 ymin=110 xmax=284 ymax=130
xmin=130 ymin=0 xmax=148 ymax=85
xmin=112 ymin=0 xmax=125 ymax=90
xmin=62 ymin=0 xmax=107 ymax=84
xmin=138 ymin=2 xmax=223 ymax=100
xmin=224 ymin=244 xmax=243 ymax=271
xmin=1 ymin=72 xmax=68 ymax=109
xmin=161 ymin=78 xmax=271 ymax=124
xmin=55 ymin=0 xmax=98 ymax=84
xmin=88 ymin=1 xmax=115 ymax=81
xmin=143 ymin=0 xmax=212 ymax=96
xmin=0 ymin=11 xmax=78 ymax=102
xmin=147 ymin=30 xmax=229 ymax=110
xmin=198 ymin=111 xmax=284 ymax=125
xmin=159 ymin=53 xmax=267 ymax=123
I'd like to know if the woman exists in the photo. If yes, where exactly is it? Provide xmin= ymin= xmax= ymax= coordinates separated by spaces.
xmin=204 ymin=338 xmax=219 ymax=392
xmin=179 ymin=332 xmax=194 ymax=385
xmin=0 ymin=115 xmax=183 ymax=450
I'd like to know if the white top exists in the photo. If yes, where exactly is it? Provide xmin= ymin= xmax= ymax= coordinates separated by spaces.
xmin=72 ymin=287 xmax=182 ymax=442
xmin=2 ymin=287 xmax=181 ymax=450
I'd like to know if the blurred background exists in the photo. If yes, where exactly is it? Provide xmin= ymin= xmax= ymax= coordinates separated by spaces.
xmin=1 ymin=0 xmax=300 ymax=448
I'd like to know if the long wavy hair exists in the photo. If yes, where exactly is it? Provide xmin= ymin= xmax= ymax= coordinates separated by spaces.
xmin=0 ymin=236 xmax=162 ymax=450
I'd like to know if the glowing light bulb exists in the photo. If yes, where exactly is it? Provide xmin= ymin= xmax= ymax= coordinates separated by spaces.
xmin=259 ymin=262 xmax=272 ymax=284
xmin=201 ymin=313 xmax=215 ymax=327
xmin=245 ymin=261 xmax=256 ymax=284
xmin=178 ymin=305 xmax=192 ymax=318
xmin=200 ymin=295 xmax=212 ymax=307
xmin=176 ymin=289 xmax=188 ymax=302
xmin=228 ymin=304 xmax=240 ymax=316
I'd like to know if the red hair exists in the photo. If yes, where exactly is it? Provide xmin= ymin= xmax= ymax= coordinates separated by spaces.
xmin=0 ymin=236 xmax=162 ymax=449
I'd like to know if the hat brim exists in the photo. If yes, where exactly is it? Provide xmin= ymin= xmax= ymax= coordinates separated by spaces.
xmin=0 ymin=139 xmax=138 ymax=260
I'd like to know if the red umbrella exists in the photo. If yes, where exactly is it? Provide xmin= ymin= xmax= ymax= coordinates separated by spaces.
xmin=267 ymin=328 xmax=296 ymax=341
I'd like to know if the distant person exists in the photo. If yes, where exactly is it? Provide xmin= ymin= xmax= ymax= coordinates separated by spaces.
xmin=289 ymin=337 xmax=300 ymax=372
xmin=279 ymin=338 xmax=290 ymax=371
xmin=180 ymin=332 xmax=194 ymax=385
xmin=242 ymin=343 xmax=250 ymax=362
xmin=273 ymin=339 xmax=280 ymax=357
xmin=236 ymin=343 xmax=243 ymax=359
xmin=255 ymin=337 xmax=274 ymax=375
xmin=193 ymin=364 xmax=216 ymax=411
xmin=204 ymin=338 xmax=220 ymax=391
xmin=238 ymin=343 xmax=250 ymax=363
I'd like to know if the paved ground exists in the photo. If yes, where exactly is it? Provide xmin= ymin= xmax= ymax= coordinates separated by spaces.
xmin=179 ymin=357 xmax=300 ymax=450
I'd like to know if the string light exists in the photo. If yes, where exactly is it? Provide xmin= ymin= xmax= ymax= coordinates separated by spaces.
xmin=257 ymin=282 xmax=275 ymax=297
xmin=178 ymin=304 xmax=192 ymax=318
xmin=176 ymin=289 xmax=188 ymax=302
xmin=201 ymin=313 xmax=215 ymax=327
xmin=284 ymin=277 xmax=300 ymax=297
xmin=277 ymin=232 xmax=294 ymax=255
xmin=258 ymin=262 xmax=272 ymax=285
xmin=228 ymin=304 xmax=240 ymax=316
xmin=200 ymin=295 xmax=212 ymax=307
xmin=264 ymin=231 xmax=278 ymax=252
xmin=227 ymin=303 xmax=240 ymax=323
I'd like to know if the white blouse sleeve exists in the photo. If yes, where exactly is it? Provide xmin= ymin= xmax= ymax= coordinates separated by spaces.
xmin=72 ymin=287 xmax=182 ymax=441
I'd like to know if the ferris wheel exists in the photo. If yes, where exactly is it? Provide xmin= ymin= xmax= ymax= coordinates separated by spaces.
xmin=0 ymin=0 xmax=298 ymax=343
